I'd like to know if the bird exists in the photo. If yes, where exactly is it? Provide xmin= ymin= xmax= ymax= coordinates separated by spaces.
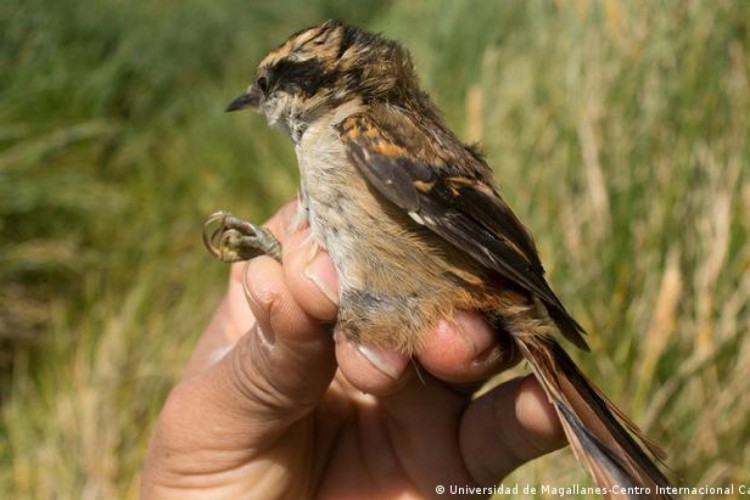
xmin=204 ymin=20 xmax=674 ymax=498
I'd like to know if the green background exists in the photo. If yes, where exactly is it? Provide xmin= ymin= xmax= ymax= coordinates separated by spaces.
xmin=1 ymin=0 xmax=748 ymax=497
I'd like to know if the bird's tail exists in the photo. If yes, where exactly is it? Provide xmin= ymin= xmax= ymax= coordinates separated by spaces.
xmin=512 ymin=333 xmax=674 ymax=499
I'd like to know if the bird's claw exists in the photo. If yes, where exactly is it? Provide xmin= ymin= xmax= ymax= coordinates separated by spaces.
xmin=202 ymin=210 xmax=282 ymax=263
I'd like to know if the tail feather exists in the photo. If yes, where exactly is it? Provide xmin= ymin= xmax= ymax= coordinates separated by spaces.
xmin=513 ymin=334 xmax=674 ymax=499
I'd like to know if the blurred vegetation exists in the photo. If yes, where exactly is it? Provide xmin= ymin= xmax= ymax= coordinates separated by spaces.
xmin=0 ymin=0 xmax=748 ymax=497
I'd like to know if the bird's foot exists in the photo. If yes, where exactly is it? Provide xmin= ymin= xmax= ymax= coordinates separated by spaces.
xmin=203 ymin=211 xmax=282 ymax=263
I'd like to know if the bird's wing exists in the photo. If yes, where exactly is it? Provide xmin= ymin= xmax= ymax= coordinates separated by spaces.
xmin=337 ymin=112 xmax=587 ymax=350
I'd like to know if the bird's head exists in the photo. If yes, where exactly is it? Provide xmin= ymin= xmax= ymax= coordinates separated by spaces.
xmin=226 ymin=20 xmax=422 ymax=141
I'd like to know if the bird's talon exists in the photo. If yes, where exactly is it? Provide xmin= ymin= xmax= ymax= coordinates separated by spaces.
xmin=202 ymin=210 xmax=282 ymax=263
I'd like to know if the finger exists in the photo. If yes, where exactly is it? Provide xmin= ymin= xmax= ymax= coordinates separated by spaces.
xmin=377 ymin=370 xmax=475 ymax=491
xmin=153 ymin=255 xmax=336 ymax=469
xmin=225 ymin=199 xmax=299 ymax=325
xmin=243 ymin=254 xmax=331 ymax=349
xmin=283 ymin=226 xmax=339 ymax=322
xmin=334 ymin=332 xmax=412 ymax=395
xmin=182 ymin=294 xmax=250 ymax=378
xmin=184 ymin=202 xmax=300 ymax=377
xmin=417 ymin=311 xmax=521 ymax=383
xmin=459 ymin=375 xmax=566 ymax=485
xmin=334 ymin=310 xmax=518 ymax=395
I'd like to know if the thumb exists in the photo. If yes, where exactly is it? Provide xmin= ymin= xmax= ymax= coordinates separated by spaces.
xmin=146 ymin=255 xmax=336 ymax=474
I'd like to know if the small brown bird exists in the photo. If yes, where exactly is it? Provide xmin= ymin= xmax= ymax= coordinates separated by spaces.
xmin=205 ymin=20 xmax=673 ymax=498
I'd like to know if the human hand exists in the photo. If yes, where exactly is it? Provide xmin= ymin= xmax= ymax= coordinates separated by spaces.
xmin=141 ymin=202 xmax=565 ymax=499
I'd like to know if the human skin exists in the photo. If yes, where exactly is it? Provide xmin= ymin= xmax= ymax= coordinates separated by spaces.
xmin=141 ymin=202 xmax=565 ymax=499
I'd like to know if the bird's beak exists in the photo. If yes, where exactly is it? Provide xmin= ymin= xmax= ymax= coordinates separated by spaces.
xmin=225 ymin=85 xmax=262 ymax=112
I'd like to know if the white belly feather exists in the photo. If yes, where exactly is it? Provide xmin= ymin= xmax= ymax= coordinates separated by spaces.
xmin=294 ymin=106 xmax=373 ymax=293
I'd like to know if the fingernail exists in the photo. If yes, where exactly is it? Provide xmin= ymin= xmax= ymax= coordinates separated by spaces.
xmin=256 ymin=323 xmax=275 ymax=348
xmin=354 ymin=342 xmax=407 ymax=380
xmin=304 ymin=254 xmax=339 ymax=306
xmin=453 ymin=310 xmax=496 ymax=361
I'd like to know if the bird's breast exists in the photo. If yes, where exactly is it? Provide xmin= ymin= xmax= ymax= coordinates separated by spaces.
xmin=294 ymin=120 xmax=485 ymax=352
xmin=295 ymin=122 xmax=380 ymax=291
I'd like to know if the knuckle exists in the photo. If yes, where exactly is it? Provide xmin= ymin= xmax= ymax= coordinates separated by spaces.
xmin=226 ymin=332 xmax=318 ymax=417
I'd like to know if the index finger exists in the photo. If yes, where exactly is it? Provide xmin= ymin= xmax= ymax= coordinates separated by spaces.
xmin=187 ymin=201 xmax=302 ymax=377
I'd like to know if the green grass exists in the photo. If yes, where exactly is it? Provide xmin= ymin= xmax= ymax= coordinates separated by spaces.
xmin=1 ymin=0 xmax=748 ymax=497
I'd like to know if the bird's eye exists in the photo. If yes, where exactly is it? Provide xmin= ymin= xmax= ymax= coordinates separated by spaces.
xmin=256 ymin=76 xmax=269 ymax=93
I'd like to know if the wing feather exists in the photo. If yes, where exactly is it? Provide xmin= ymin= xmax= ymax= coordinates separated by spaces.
xmin=338 ymin=112 xmax=587 ymax=349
